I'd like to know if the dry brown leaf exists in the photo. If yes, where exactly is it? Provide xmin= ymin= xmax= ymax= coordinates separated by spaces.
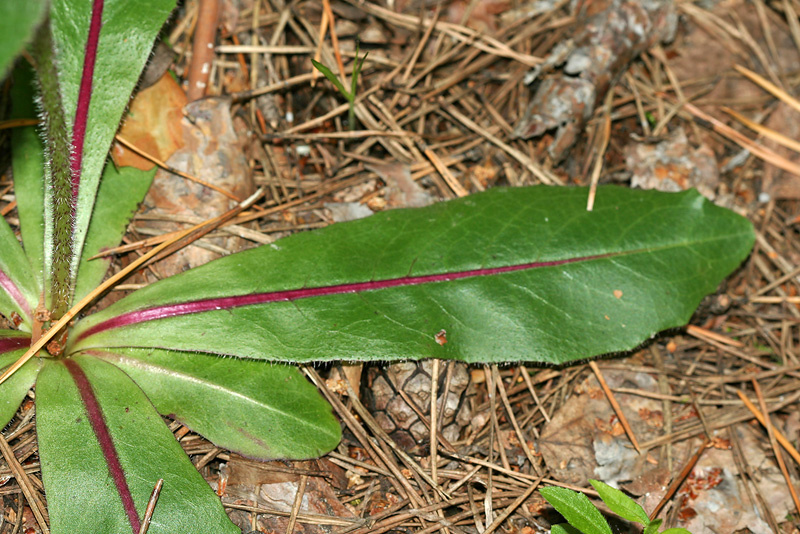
xmin=112 ymin=73 xmax=186 ymax=171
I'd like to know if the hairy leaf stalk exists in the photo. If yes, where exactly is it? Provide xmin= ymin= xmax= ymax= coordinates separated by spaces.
xmin=31 ymin=22 xmax=74 ymax=320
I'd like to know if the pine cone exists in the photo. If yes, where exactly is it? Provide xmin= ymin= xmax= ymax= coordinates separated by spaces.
xmin=362 ymin=361 xmax=474 ymax=453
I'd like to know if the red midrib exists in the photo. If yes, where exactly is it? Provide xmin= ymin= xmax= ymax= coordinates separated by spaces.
xmin=69 ymin=0 xmax=105 ymax=211
xmin=0 ymin=336 xmax=28 ymax=354
xmin=76 ymin=252 xmax=613 ymax=342
xmin=0 ymin=269 xmax=32 ymax=319
xmin=64 ymin=359 xmax=141 ymax=534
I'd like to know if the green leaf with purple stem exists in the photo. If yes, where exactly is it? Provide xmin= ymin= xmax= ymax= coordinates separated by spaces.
xmin=0 ymin=332 xmax=38 ymax=429
xmin=36 ymin=355 xmax=239 ymax=534
xmin=86 ymin=347 xmax=341 ymax=460
xmin=70 ymin=186 xmax=754 ymax=365
xmin=12 ymin=35 xmax=157 ymax=310
xmin=10 ymin=64 xmax=46 ymax=294
xmin=0 ymin=359 xmax=39 ymax=430
xmin=0 ymin=332 xmax=30 ymax=364
xmin=49 ymin=0 xmax=175 ymax=296
xmin=0 ymin=212 xmax=37 ymax=329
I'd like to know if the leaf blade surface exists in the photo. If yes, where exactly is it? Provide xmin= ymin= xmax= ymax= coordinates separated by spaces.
xmin=10 ymin=63 xmax=46 ymax=290
xmin=0 ymin=0 xmax=47 ymax=78
xmin=0 ymin=332 xmax=29 ymax=362
xmin=88 ymin=347 xmax=341 ymax=460
xmin=540 ymin=486 xmax=612 ymax=534
xmin=74 ymin=165 xmax=154 ymax=301
xmin=0 ymin=359 xmax=39 ymax=430
xmin=36 ymin=355 xmax=240 ymax=534
xmin=50 ymin=0 xmax=176 ymax=281
xmin=71 ymin=186 xmax=755 ymax=364
xmin=588 ymin=480 xmax=649 ymax=525
xmin=0 ymin=332 xmax=37 ymax=429
xmin=0 ymin=214 xmax=37 ymax=327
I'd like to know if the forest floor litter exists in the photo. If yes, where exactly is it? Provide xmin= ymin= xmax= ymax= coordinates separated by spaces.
xmin=1 ymin=0 xmax=799 ymax=532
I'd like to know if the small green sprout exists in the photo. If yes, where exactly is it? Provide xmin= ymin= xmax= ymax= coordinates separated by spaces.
xmin=311 ymin=41 xmax=368 ymax=130
xmin=540 ymin=480 xmax=693 ymax=534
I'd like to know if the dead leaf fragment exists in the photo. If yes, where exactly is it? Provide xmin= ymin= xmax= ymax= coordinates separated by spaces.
xmin=434 ymin=329 xmax=448 ymax=345
xmin=112 ymin=73 xmax=187 ymax=171
xmin=540 ymin=370 xmax=665 ymax=486
xmin=141 ymin=97 xmax=254 ymax=278
xmin=367 ymin=162 xmax=433 ymax=208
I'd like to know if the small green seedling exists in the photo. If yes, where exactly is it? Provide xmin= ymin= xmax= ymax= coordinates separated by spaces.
xmin=540 ymin=480 xmax=693 ymax=534
xmin=311 ymin=41 xmax=368 ymax=129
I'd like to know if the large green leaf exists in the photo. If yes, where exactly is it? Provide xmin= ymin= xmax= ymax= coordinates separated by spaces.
xmin=0 ymin=331 xmax=36 ymax=429
xmin=36 ymin=355 xmax=239 ymax=534
xmin=74 ymin=164 xmax=155 ymax=302
xmin=10 ymin=64 xmax=46 ymax=297
xmin=0 ymin=359 xmax=38 ymax=429
xmin=2 ymin=66 xmax=39 ymax=322
xmin=0 ymin=359 xmax=39 ymax=430
xmin=0 ymin=213 xmax=38 ymax=329
xmin=0 ymin=0 xmax=47 ymax=78
xmin=87 ymin=347 xmax=341 ymax=460
xmin=49 ymin=0 xmax=175 ymax=283
xmin=70 ymin=186 xmax=755 ymax=365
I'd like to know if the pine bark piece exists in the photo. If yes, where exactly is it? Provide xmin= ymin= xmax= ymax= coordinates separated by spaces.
xmin=362 ymin=361 xmax=473 ymax=453
xmin=761 ymin=102 xmax=800 ymax=200
xmin=624 ymin=127 xmax=719 ymax=199
xmin=514 ymin=0 xmax=677 ymax=162
xmin=141 ymin=97 xmax=254 ymax=278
